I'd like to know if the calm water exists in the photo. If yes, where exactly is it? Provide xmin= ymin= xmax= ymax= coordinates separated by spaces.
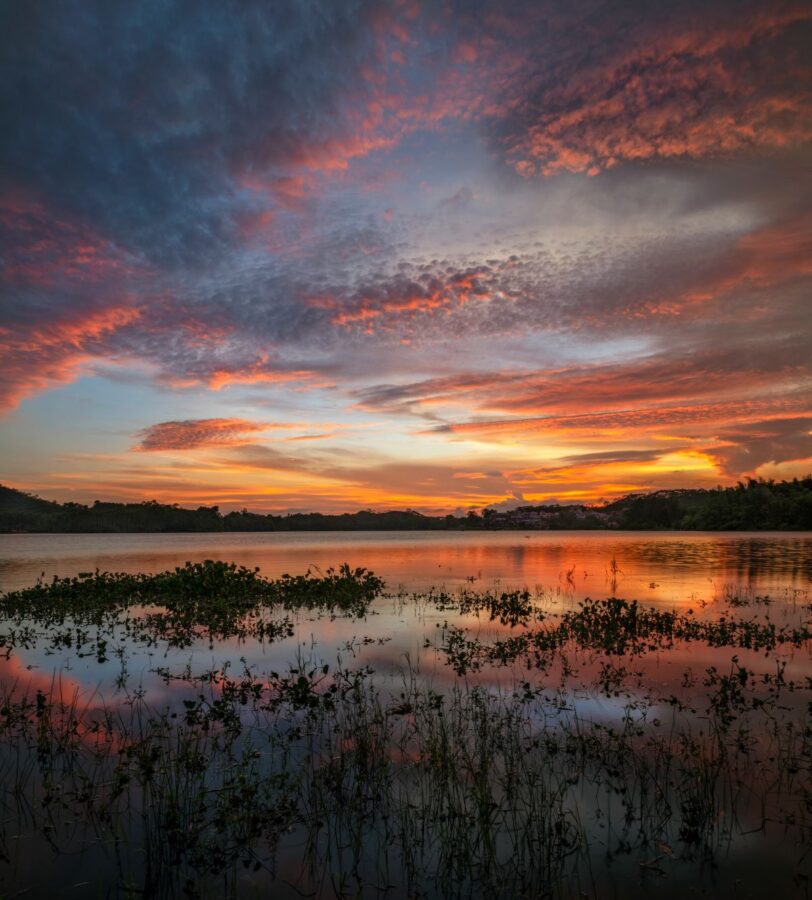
xmin=1 ymin=531 xmax=810 ymax=898
xmin=1 ymin=529 xmax=810 ymax=600
xmin=3 ymin=530 xmax=809 ymax=707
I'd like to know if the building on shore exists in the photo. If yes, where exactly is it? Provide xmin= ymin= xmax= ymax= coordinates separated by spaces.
xmin=483 ymin=504 xmax=616 ymax=529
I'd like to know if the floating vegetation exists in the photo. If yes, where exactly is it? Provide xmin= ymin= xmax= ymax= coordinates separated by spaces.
xmin=423 ymin=587 xmax=540 ymax=626
xmin=0 ymin=560 xmax=383 ymax=653
xmin=0 ymin=563 xmax=810 ymax=898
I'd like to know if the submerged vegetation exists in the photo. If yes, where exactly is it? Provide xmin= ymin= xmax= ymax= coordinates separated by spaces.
xmin=2 ymin=477 xmax=811 ymax=533
xmin=0 ymin=562 xmax=811 ymax=897
xmin=431 ymin=595 xmax=812 ymax=673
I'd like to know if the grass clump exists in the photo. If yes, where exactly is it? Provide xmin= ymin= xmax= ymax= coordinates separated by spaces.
xmin=0 ymin=561 xmax=383 ymax=652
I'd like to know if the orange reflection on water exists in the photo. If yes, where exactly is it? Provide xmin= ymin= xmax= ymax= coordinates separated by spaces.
xmin=1 ymin=531 xmax=809 ymax=603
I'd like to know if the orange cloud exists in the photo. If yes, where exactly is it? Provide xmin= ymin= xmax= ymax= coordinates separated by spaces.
xmin=135 ymin=418 xmax=275 ymax=451
xmin=206 ymin=365 xmax=320 ymax=391
xmin=442 ymin=399 xmax=808 ymax=439
xmin=360 ymin=349 xmax=808 ymax=422
xmin=679 ymin=212 xmax=812 ymax=307
xmin=0 ymin=188 xmax=151 ymax=410
xmin=309 ymin=265 xmax=503 ymax=334
xmin=507 ymin=6 xmax=812 ymax=176
xmin=0 ymin=305 xmax=142 ymax=412
xmin=512 ymin=450 xmax=722 ymax=490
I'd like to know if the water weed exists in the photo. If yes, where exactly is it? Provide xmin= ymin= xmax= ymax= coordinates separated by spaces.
xmin=0 ymin=564 xmax=810 ymax=898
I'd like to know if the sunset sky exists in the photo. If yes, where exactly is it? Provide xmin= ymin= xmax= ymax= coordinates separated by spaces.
xmin=1 ymin=0 xmax=810 ymax=513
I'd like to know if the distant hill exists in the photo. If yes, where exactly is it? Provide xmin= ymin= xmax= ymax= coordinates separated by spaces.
xmin=0 ymin=484 xmax=62 ymax=516
xmin=0 ymin=478 xmax=810 ymax=533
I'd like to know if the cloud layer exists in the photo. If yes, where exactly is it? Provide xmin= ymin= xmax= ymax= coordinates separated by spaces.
xmin=1 ymin=0 xmax=809 ymax=510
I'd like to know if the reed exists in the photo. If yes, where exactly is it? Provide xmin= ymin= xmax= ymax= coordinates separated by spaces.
xmin=0 ymin=564 xmax=810 ymax=897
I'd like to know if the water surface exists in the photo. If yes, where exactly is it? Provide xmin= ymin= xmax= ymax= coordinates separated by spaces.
xmin=1 ymin=531 xmax=810 ymax=899
xmin=2 ymin=529 xmax=810 ymax=600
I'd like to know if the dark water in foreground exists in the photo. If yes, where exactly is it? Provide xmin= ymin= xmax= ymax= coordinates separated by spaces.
xmin=0 ymin=532 xmax=810 ymax=899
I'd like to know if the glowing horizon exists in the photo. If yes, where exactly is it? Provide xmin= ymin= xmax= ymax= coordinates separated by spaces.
xmin=1 ymin=1 xmax=810 ymax=514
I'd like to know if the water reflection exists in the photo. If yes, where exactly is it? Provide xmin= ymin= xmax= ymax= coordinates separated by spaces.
xmin=1 ymin=531 xmax=810 ymax=602
xmin=1 ymin=542 xmax=811 ymax=898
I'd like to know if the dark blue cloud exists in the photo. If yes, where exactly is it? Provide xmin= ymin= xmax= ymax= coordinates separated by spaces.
xmin=0 ymin=0 xmax=380 ymax=267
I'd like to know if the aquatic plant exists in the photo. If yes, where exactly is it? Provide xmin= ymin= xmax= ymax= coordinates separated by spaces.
xmin=430 ymin=597 xmax=812 ymax=673
xmin=1 ymin=568 xmax=810 ymax=897
xmin=0 ymin=560 xmax=383 ymax=653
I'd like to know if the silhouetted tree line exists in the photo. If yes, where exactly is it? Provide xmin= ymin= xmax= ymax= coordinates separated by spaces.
xmin=0 ymin=478 xmax=810 ymax=533
xmin=609 ymin=478 xmax=812 ymax=531
xmin=0 ymin=486 xmax=472 ymax=533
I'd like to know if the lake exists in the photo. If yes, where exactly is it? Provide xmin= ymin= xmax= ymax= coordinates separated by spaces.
xmin=0 ymin=530 xmax=810 ymax=899
xmin=2 ymin=529 xmax=811 ymax=598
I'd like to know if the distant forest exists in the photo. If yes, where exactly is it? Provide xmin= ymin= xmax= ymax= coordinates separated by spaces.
xmin=1 ymin=478 xmax=810 ymax=533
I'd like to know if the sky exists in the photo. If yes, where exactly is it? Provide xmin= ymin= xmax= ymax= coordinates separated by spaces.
xmin=1 ymin=0 xmax=810 ymax=514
